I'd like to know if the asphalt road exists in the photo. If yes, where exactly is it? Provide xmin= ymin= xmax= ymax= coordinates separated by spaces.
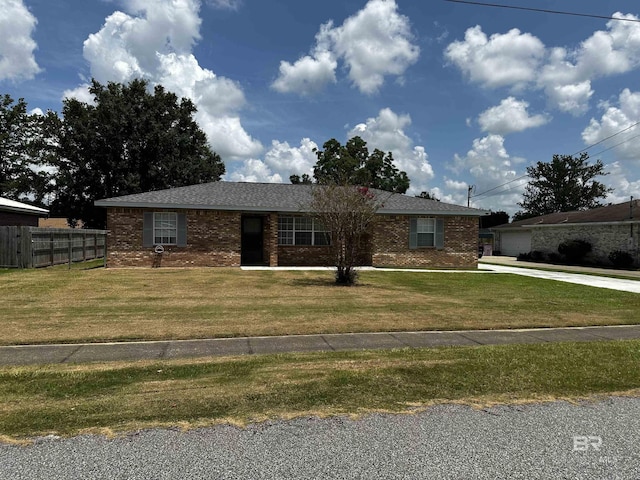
xmin=2 ymin=397 xmax=639 ymax=479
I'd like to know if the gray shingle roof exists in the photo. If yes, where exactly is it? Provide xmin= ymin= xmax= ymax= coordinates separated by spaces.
xmin=492 ymin=199 xmax=640 ymax=229
xmin=95 ymin=182 xmax=488 ymax=216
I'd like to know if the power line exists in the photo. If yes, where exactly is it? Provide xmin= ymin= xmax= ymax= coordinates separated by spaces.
xmin=571 ymin=120 xmax=640 ymax=157
xmin=472 ymin=120 xmax=640 ymax=199
xmin=590 ymin=133 xmax=640 ymax=158
xmin=472 ymin=174 xmax=529 ymax=199
xmin=444 ymin=0 xmax=640 ymax=23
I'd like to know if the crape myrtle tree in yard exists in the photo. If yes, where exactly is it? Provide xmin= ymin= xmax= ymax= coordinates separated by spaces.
xmin=309 ymin=183 xmax=384 ymax=285
xmin=514 ymin=153 xmax=612 ymax=221
xmin=53 ymin=79 xmax=225 ymax=228
xmin=300 ymin=136 xmax=408 ymax=284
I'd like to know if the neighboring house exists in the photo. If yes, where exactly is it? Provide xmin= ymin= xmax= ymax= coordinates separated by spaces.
xmin=492 ymin=199 xmax=640 ymax=260
xmin=39 ymin=218 xmax=84 ymax=229
xmin=95 ymin=182 xmax=488 ymax=268
xmin=0 ymin=197 xmax=49 ymax=227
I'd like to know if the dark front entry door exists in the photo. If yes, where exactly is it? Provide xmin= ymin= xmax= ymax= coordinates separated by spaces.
xmin=241 ymin=216 xmax=264 ymax=265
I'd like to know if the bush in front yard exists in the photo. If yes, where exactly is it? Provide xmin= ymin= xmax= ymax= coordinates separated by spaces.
xmin=547 ymin=252 xmax=562 ymax=264
xmin=558 ymin=239 xmax=592 ymax=264
xmin=608 ymin=250 xmax=634 ymax=269
xmin=517 ymin=251 xmax=546 ymax=262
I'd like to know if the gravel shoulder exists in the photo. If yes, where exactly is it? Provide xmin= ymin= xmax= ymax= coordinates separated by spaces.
xmin=2 ymin=397 xmax=639 ymax=479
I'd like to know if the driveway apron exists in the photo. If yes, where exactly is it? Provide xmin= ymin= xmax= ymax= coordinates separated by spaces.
xmin=479 ymin=263 xmax=640 ymax=293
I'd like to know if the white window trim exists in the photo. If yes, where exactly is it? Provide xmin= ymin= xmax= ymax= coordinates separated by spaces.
xmin=416 ymin=217 xmax=436 ymax=248
xmin=278 ymin=216 xmax=330 ymax=246
xmin=153 ymin=212 xmax=178 ymax=245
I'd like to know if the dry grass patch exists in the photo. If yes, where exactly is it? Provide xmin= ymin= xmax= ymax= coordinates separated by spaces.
xmin=1 ymin=340 xmax=640 ymax=439
xmin=1 ymin=268 xmax=638 ymax=345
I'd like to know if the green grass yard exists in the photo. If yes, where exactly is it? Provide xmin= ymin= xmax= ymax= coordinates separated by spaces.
xmin=1 ymin=268 xmax=639 ymax=345
xmin=1 ymin=341 xmax=639 ymax=439
xmin=1 ymin=267 xmax=640 ymax=440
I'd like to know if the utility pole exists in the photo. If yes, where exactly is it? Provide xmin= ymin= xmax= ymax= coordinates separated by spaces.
xmin=467 ymin=185 xmax=475 ymax=207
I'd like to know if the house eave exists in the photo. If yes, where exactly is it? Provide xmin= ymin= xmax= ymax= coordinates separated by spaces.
xmin=0 ymin=206 xmax=49 ymax=216
xmin=491 ymin=220 xmax=640 ymax=231
xmin=377 ymin=209 xmax=489 ymax=216
xmin=95 ymin=200 xmax=489 ymax=217
xmin=94 ymin=201 xmax=303 ymax=213
xmin=528 ymin=220 xmax=640 ymax=228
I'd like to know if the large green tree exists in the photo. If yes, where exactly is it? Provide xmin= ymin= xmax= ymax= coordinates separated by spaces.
xmin=53 ymin=79 xmax=225 ymax=228
xmin=514 ymin=153 xmax=612 ymax=221
xmin=291 ymin=136 xmax=410 ymax=193
xmin=0 ymin=94 xmax=55 ymax=205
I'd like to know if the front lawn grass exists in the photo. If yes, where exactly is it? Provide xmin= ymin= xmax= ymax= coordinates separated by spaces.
xmin=1 ymin=340 xmax=639 ymax=439
xmin=1 ymin=268 xmax=639 ymax=345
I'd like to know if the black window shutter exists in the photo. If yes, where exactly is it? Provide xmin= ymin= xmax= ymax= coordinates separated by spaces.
xmin=435 ymin=218 xmax=445 ymax=249
xmin=143 ymin=212 xmax=153 ymax=247
xmin=177 ymin=213 xmax=187 ymax=247
xmin=409 ymin=218 xmax=418 ymax=249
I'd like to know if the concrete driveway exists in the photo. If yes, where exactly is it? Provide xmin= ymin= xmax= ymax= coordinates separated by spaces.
xmin=479 ymin=260 xmax=640 ymax=293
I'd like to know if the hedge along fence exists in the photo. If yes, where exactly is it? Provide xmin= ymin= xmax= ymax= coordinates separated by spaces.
xmin=0 ymin=227 xmax=107 ymax=269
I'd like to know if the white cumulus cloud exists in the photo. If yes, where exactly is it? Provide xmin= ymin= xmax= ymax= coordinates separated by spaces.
xmin=449 ymin=135 xmax=525 ymax=212
xmin=444 ymin=26 xmax=544 ymax=90
xmin=0 ymin=0 xmax=41 ymax=81
xmin=227 ymin=159 xmax=283 ymax=183
xmin=348 ymin=108 xmax=434 ymax=194
xmin=272 ymin=46 xmax=337 ymax=95
xmin=582 ymin=88 xmax=640 ymax=162
xmin=205 ymin=0 xmax=242 ymax=10
xmin=604 ymin=161 xmax=640 ymax=204
xmin=67 ymin=0 xmax=262 ymax=160
xmin=227 ymin=138 xmax=319 ymax=184
xmin=447 ymin=13 xmax=640 ymax=115
xmin=61 ymin=83 xmax=95 ymax=104
xmin=478 ymin=97 xmax=550 ymax=135
xmin=272 ymin=0 xmax=419 ymax=95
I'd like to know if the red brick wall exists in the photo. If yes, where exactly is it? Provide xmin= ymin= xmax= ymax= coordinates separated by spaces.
xmin=277 ymin=234 xmax=372 ymax=266
xmin=106 ymin=208 xmax=479 ymax=269
xmin=277 ymin=245 xmax=334 ymax=266
xmin=372 ymin=215 xmax=478 ymax=268
xmin=265 ymin=213 xmax=278 ymax=266
xmin=106 ymin=208 xmax=242 ymax=267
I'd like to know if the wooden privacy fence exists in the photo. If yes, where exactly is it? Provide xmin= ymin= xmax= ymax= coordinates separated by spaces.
xmin=0 ymin=227 xmax=107 ymax=268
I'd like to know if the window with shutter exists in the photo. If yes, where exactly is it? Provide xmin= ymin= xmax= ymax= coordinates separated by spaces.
xmin=409 ymin=217 xmax=445 ymax=249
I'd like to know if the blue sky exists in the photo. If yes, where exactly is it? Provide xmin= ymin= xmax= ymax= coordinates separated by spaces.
xmin=2 ymin=0 xmax=640 ymax=216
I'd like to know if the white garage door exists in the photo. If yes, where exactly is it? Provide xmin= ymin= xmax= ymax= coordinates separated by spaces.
xmin=499 ymin=230 xmax=531 ymax=256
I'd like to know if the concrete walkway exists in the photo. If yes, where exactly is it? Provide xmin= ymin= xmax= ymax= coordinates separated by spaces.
xmin=1 ymin=325 xmax=640 ymax=366
xmin=479 ymin=262 xmax=640 ymax=293
xmin=480 ymin=256 xmax=640 ymax=279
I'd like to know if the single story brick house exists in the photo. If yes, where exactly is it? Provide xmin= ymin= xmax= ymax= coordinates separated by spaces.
xmin=95 ymin=182 xmax=488 ymax=268
xmin=0 ymin=196 xmax=49 ymax=227
xmin=491 ymin=199 xmax=640 ymax=261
